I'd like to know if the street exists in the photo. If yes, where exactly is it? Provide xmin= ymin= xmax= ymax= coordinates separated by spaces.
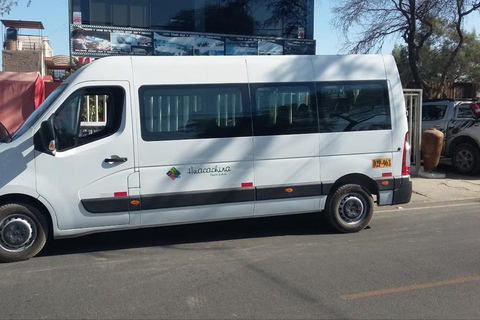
xmin=1 ymin=200 xmax=480 ymax=319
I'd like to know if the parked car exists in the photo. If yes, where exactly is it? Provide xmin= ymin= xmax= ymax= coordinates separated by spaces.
xmin=422 ymin=99 xmax=480 ymax=174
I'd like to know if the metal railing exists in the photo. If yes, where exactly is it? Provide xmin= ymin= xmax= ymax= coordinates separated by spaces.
xmin=80 ymin=95 xmax=108 ymax=136
xmin=403 ymin=89 xmax=423 ymax=175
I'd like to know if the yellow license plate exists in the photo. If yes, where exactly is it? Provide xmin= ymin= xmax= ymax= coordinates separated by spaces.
xmin=372 ymin=158 xmax=392 ymax=168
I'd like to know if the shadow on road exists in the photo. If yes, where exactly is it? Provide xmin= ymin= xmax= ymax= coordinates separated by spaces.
xmin=37 ymin=160 xmax=477 ymax=260
xmin=429 ymin=159 xmax=480 ymax=181
xmin=40 ymin=213 xmax=336 ymax=258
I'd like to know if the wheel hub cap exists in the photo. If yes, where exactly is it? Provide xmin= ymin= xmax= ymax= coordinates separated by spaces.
xmin=456 ymin=150 xmax=473 ymax=170
xmin=340 ymin=195 xmax=365 ymax=223
xmin=1 ymin=218 xmax=33 ymax=248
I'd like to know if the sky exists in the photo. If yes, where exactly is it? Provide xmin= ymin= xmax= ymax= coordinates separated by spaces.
xmin=0 ymin=0 xmax=479 ymax=70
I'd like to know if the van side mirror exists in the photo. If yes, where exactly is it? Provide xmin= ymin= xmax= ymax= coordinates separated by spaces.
xmin=0 ymin=122 xmax=12 ymax=143
xmin=34 ymin=118 xmax=56 ymax=155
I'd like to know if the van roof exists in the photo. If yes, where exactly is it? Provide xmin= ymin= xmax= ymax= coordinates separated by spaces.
xmin=64 ymin=54 xmax=396 ymax=85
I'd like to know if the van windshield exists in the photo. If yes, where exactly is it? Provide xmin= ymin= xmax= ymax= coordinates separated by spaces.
xmin=12 ymin=84 xmax=67 ymax=140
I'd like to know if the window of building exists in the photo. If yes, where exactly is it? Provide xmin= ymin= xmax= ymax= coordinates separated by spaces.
xmin=250 ymin=0 xmax=309 ymax=38
xmin=72 ymin=0 xmax=314 ymax=39
xmin=317 ymin=81 xmax=391 ymax=132
xmin=112 ymin=0 xmax=129 ymax=26
xmin=139 ymin=85 xmax=251 ymax=141
xmin=53 ymin=86 xmax=124 ymax=151
xmin=150 ymin=0 xmax=195 ymax=31
xmin=252 ymin=83 xmax=317 ymax=136
xmin=90 ymin=0 xmax=111 ymax=25
xmin=130 ymin=0 xmax=150 ymax=28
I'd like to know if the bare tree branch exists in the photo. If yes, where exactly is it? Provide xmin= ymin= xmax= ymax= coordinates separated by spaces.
xmin=331 ymin=0 xmax=480 ymax=98
xmin=0 ymin=0 xmax=31 ymax=16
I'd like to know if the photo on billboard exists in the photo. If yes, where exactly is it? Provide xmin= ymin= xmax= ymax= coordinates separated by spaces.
xmin=225 ymin=38 xmax=258 ymax=55
xmin=284 ymin=40 xmax=316 ymax=55
xmin=131 ymin=45 xmax=153 ymax=55
xmin=194 ymin=36 xmax=224 ymax=56
xmin=111 ymin=32 xmax=153 ymax=55
xmin=72 ymin=27 xmax=111 ymax=54
xmin=258 ymin=40 xmax=284 ymax=55
xmin=154 ymin=32 xmax=194 ymax=56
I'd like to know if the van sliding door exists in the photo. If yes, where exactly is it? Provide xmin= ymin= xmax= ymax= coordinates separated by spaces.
xmin=251 ymin=82 xmax=322 ymax=216
xmin=136 ymin=84 xmax=255 ymax=226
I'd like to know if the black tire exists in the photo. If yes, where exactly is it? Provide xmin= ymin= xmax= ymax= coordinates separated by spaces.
xmin=0 ymin=203 xmax=48 ymax=263
xmin=326 ymin=184 xmax=374 ymax=233
xmin=452 ymin=143 xmax=480 ymax=175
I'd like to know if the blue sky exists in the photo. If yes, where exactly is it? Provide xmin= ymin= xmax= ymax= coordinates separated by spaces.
xmin=0 ymin=0 xmax=478 ymax=69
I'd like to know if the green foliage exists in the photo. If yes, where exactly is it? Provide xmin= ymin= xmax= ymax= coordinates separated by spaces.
xmin=393 ymin=26 xmax=480 ymax=85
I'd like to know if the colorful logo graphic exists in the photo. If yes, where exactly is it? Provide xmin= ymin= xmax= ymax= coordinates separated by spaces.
xmin=166 ymin=167 xmax=181 ymax=180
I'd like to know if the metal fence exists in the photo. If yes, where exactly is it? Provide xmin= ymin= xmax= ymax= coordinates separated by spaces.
xmin=80 ymin=94 xmax=108 ymax=136
xmin=403 ymin=89 xmax=423 ymax=175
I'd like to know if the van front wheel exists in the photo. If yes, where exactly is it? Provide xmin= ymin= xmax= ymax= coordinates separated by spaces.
xmin=326 ymin=184 xmax=374 ymax=233
xmin=0 ymin=203 xmax=48 ymax=263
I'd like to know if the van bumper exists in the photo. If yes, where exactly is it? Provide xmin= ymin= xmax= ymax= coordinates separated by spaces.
xmin=392 ymin=176 xmax=412 ymax=204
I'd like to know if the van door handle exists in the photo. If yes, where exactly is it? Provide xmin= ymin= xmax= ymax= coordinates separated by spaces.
xmin=104 ymin=156 xmax=128 ymax=164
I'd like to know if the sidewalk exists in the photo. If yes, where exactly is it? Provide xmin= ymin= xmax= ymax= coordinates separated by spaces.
xmin=410 ymin=162 xmax=480 ymax=204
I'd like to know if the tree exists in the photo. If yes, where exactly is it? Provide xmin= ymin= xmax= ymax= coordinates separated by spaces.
xmin=332 ymin=0 xmax=480 ymax=98
xmin=0 ymin=0 xmax=31 ymax=16
xmin=393 ymin=27 xmax=480 ymax=95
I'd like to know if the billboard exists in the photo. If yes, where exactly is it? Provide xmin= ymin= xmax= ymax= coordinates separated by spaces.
xmin=70 ymin=25 xmax=315 ymax=57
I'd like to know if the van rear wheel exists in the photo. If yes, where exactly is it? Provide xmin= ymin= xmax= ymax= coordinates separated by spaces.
xmin=326 ymin=184 xmax=373 ymax=233
xmin=0 ymin=203 xmax=48 ymax=263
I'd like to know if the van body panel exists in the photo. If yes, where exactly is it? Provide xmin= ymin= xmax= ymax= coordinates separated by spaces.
xmin=319 ymin=131 xmax=392 ymax=156
xmin=320 ymin=153 xmax=394 ymax=182
xmin=0 ymin=131 xmax=37 ymax=198
xmin=137 ymin=139 xmax=256 ymax=223
xmin=312 ymin=55 xmax=388 ymax=81
xmin=245 ymin=56 xmax=314 ymax=83
xmin=131 ymin=56 xmax=249 ymax=85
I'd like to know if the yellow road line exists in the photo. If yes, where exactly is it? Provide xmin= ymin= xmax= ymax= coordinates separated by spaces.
xmin=340 ymin=275 xmax=480 ymax=300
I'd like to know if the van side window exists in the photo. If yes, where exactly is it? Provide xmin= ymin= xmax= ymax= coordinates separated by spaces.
xmin=139 ymin=85 xmax=251 ymax=141
xmin=252 ymin=83 xmax=317 ymax=136
xmin=53 ymin=86 xmax=124 ymax=151
xmin=317 ymin=81 xmax=391 ymax=132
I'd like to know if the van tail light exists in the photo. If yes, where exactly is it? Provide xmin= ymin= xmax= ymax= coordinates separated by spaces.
xmin=402 ymin=132 xmax=411 ymax=176
xmin=471 ymin=102 xmax=480 ymax=118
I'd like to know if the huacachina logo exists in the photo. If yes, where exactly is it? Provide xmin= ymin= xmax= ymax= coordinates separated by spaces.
xmin=187 ymin=165 xmax=231 ymax=176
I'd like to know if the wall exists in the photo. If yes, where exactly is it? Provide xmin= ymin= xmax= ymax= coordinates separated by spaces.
xmin=2 ymin=51 xmax=42 ymax=73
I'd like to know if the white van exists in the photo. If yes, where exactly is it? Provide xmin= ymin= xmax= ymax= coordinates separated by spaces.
xmin=0 ymin=55 xmax=412 ymax=262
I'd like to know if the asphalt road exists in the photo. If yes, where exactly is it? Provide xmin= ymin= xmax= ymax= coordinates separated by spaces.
xmin=1 ymin=200 xmax=480 ymax=319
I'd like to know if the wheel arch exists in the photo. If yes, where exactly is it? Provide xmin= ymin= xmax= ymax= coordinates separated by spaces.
xmin=0 ymin=194 xmax=54 ymax=239
xmin=328 ymin=173 xmax=378 ymax=200
xmin=449 ymin=136 xmax=480 ymax=155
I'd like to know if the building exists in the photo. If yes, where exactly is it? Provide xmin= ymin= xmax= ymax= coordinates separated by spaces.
xmin=69 ymin=0 xmax=315 ymax=59
xmin=1 ymin=20 xmax=71 ymax=80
